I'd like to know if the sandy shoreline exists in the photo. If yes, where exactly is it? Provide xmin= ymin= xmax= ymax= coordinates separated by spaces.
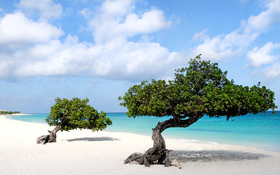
xmin=1 ymin=115 xmax=279 ymax=175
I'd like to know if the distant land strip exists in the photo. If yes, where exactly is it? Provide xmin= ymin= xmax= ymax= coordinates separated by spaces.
xmin=0 ymin=110 xmax=21 ymax=115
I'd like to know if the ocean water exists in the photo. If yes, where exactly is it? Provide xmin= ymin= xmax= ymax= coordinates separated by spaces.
xmin=9 ymin=111 xmax=280 ymax=152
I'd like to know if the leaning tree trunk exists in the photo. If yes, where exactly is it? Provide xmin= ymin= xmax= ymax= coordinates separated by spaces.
xmin=124 ymin=114 xmax=203 ymax=167
xmin=37 ymin=115 xmax=67 ymax=144
xmin=36 ymin=125 xmax=62 ymax=144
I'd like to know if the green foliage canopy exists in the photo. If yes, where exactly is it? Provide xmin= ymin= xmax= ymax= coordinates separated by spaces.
xmin=46 ymin=97 xmax=112 ymax=131
xmin=119 ymin=55 xmax=277 ymax=120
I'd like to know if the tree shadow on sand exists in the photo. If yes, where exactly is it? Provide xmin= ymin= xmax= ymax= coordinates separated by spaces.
xmin=67 ymin=136 xmax=119 ymax=142
xmin=170 ymin=150 xmax=269 ymax=163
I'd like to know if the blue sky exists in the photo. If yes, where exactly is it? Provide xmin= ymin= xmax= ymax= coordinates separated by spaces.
xmin=0 ymin=0 xmax=279 ymax=113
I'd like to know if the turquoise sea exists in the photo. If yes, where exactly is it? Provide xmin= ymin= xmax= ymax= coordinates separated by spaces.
xmin=9 ymin=111 xmax=280 ymax=152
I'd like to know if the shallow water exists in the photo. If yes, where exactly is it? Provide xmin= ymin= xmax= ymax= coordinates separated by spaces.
xmin=9 ymin=111 xmax=280 ymax=152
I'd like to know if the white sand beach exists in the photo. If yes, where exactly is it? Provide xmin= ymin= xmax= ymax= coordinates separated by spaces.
xmin=1 ymin=115 xmax=280 ymax=175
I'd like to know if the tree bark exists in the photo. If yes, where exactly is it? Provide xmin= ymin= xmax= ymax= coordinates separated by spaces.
xmin=124 ymin=113 xmax=203 ymax=167
xmin=36 ymin=125 xmax=62 ymax=144
xmin=37 ymin=115 xmax=67 ymax=144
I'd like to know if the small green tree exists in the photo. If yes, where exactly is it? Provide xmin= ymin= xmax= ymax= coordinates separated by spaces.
xmin=119 ymin=55 xmax=277 ymax=167
xmin=37 ymin=97 xmax=112 ymax=144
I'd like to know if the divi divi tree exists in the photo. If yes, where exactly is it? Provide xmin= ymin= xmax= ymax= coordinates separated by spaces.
xmin=119 ymin=55 xmax=277 ymax=167
xmin=37 ymin=97 xmax=112 ymax=144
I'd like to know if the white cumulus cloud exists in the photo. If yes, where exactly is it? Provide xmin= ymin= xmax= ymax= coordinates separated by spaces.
xmin=0 ymin=12 xmax=63 ymax=50
xmin=101 ymin=0 xmax=135 ymax=16
xmin=247 ymin=42 xmax=280 ymax=67
xmin=1 ymin=35 xmax=178 ymax=81
xmin=247 ymin=0 xmax=280 ymax=31
xmin=17 ymin=0 xmax=63 ymax=19
xmin=191 ymin=0 xmax=280 ymax=61
xmin=263 ymin=63 xmax=280 ymax=78
xmin=90 ymin=0 xmax=171 ymax=44
xmin=0 ymin=0 xmax=180 ymax=81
